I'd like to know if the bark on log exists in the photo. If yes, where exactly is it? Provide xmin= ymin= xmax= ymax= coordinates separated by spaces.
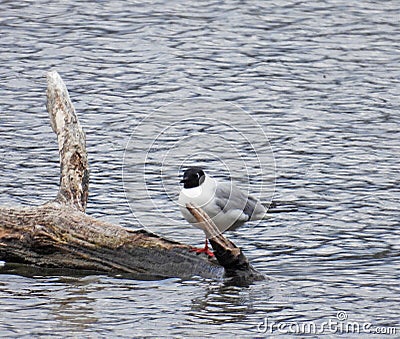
xmin=0 ymin=71 xmax=264 ymax=284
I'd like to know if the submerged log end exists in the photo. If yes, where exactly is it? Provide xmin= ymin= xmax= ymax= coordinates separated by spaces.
xmin=186 ymin=203 xmax=265 ymax=284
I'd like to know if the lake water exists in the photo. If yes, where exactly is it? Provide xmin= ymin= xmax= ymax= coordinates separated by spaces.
xmin=0 ymin=0 xmax=399 ymax=337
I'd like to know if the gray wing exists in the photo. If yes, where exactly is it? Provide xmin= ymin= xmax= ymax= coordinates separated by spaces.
xmin=215 ymin=182 xmax=265 ymax=220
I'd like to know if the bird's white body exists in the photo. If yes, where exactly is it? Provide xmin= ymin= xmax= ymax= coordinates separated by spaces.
xmin=179 ymin=173 xmax=266 ymax=233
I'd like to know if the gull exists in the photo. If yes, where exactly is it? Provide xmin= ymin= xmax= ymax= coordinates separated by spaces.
xmin=178 ymin=167 xmax=266 ymax=256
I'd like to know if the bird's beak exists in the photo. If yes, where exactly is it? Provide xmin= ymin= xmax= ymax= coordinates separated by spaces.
xmin=180 ymin=178 xmax=186 ymax=183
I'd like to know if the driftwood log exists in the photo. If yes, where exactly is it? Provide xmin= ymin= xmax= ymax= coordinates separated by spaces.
xmin=0 ymin=71 xmax=264 ymax=284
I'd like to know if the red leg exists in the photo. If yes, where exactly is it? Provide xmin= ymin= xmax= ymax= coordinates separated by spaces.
xmin=190 ymin=238 xmax=214 ymax=257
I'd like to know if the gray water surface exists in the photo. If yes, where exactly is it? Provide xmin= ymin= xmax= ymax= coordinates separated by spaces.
xmin=1 ymin=0 xmax=399 ymax=337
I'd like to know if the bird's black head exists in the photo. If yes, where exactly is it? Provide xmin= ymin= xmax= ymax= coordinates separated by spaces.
xmin=180 ymin=167 xmax=206 ymax=189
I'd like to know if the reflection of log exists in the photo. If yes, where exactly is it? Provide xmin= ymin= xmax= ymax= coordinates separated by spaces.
xmin=0 ymin=71 xmax=263 ymax=284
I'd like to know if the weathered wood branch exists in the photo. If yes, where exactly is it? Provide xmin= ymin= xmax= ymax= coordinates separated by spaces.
xmin=46 ymin=71 xmax=89 ymax=212
xmin=0 ymin=71 xmax=263 ymax=284
xmin=186 ymin=203 xmax=264 ymax=284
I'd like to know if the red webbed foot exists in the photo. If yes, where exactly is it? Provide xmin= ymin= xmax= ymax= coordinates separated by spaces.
xmin=190 ymin=246 xmax=214 ymax=257
xmin=190 ymin=239 xmax=214 ymax=257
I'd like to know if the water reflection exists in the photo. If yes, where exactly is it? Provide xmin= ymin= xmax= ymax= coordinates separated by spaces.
xmin=50 ymin=277 xmax=99 ymax=331
xmin=190 ymin=284 xmax=255 ymax=324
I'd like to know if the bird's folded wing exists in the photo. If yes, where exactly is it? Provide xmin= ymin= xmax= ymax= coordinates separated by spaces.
xmin=215 ymin=182 xmax=261 ymax=220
